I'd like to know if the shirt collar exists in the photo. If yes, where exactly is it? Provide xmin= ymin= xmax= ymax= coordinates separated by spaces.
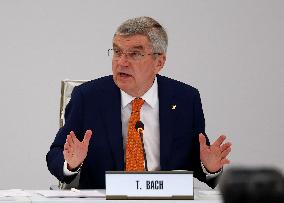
xmin=121 ymin=77 xmax=158 ymax=109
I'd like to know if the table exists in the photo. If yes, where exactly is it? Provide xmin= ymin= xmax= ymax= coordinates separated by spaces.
xmin=0 ymin=189 xmax=223 ymax=203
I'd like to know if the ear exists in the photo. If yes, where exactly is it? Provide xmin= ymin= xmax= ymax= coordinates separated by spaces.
xmin=154 ymin=54 xmax=166 ymax=74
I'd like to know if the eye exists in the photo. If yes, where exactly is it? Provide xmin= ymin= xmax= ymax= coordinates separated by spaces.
xmin=128 ymin=51 xmax=142 ymax=58
xmin=113 ymin=49 xmax=122 ymax=56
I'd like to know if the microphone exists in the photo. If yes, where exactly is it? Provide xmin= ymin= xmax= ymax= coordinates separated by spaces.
xmin=135 ymin=121 xmax=148 ymax=171
xmin=135 ymin=120 xmax=144 ymax=133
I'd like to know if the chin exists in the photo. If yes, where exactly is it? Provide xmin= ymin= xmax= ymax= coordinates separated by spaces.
xmin=117 ymin=83 xmax=129 ymax=92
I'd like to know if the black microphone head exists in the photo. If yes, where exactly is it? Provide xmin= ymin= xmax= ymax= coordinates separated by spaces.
xmin=135 ymin=120 xmax=144 ymax=131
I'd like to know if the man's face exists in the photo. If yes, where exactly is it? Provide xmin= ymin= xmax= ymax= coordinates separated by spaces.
xmin=112 ymin=34 xmax=165 ymax=97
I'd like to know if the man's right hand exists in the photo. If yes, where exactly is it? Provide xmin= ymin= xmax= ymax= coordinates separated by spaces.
xmin=63 ymin=130 xmax=93 ymax=171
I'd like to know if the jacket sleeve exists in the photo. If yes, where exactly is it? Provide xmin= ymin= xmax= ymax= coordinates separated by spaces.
xmin=46 ymin=86 xmax=85 ymax=184
xmin=192 ymin=89 xmax=219 ymax=188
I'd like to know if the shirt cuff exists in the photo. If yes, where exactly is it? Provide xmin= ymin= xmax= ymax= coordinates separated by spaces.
xmin=63 ymin=160 xmax=81 ymax=176
xmin=201 ymin=161 xmax=222 ymax=179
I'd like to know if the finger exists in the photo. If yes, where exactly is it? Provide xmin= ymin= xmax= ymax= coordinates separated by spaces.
xmin=64 ymin=142 xmax=69 ymax=150
xmin=83 ymin=130 xmax=93 ymax=146
xmin=199 ymin=133 xmax=207 ymax=149
xmin=64 ymin=144 xmax=72 ymax=155
xmin=65 ymin=136 xmax=76 ymax=154
xmin=221 ymin=158 xmax=230 ymax=165
xmin=213 ymin=135 xmax=226 ymax=147
xmin=66 ymin=134 xmax=75 ymax=149
xmin=63 ymin=150 xmax=67 ymax=158
xmin=69 ymin=131 xmax=76 ymax=144
xmin=63 ymin=149 xmax=69 ymax=157
xmin=64 ymin=140 xmax=74 ymax=151
xmin=70 ymin=131 xmax=80 ymax=145
xmin=66 ymin=133 xmax=74 ymax=146
xmin=221 ymin=142 xmax=232 ymax=152
xmin=63 ymin=150 xmax=72 ymax=160
xmin=221 ymin=147 xmax=231 ymax=158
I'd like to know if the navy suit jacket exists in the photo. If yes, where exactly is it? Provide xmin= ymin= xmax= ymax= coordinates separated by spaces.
xmin=47 ymin=74 xmax=218 ymax=189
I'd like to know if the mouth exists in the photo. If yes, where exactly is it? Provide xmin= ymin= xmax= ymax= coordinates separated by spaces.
xmin=118 ymin=72 xmax=132 ymax=78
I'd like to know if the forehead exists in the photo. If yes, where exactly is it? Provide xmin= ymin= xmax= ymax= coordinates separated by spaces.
xmin=113 ymin=34 xmax=151 ymax=50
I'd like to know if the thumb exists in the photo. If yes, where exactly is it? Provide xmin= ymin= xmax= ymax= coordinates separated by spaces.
xmin=199 ymin=133 xmax=207 ymax=148
xmin=83 ymin=130 xmax=93 ymax=146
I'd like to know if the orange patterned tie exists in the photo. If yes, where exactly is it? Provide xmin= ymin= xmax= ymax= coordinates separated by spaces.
xmin=125 ymin=98 xmax=145 ymax=171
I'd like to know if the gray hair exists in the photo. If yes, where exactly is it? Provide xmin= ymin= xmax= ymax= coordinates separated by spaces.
xmin=114 ymin=16 xmax=168 ymax=54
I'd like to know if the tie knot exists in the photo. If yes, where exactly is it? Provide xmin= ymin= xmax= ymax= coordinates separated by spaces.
xmin=132 ymin=98 xmax=144 ymax=112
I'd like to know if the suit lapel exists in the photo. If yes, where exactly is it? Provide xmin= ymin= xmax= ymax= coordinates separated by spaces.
xmin=101 ymin=78 xmax=124 ymax=170
xmin=157 ymin=75 xmax=176 ymax=170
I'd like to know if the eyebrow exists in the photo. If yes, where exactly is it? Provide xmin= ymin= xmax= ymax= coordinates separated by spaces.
xmin=113 ymin=44 xmax=145 ymax=51
xmin=131 ymin=45 xmax=144 ymax=50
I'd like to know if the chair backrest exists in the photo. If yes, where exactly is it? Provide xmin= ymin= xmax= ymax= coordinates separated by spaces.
xmin=59 ymin=79 xmax=88 ymax=127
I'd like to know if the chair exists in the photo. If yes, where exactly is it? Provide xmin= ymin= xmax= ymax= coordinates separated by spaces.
xmin=52 ymin=79 xmax=88 ymax=190
xmin=59 ymin=79 xmax=88 ymax=127
xmin=219 ymin=167 xmax=284 ymax=203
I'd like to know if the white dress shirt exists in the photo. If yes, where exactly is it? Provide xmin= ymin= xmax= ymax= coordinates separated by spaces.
xmin=121 ymin=77 xmax=160 ymax=171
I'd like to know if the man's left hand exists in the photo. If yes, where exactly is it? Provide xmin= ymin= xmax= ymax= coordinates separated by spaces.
xmin=199 ymin=133 xmax=232 ymax=173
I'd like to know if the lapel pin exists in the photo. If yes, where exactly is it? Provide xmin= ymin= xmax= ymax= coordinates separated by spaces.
xmin=171 ymin=104 xmax=177 ymax=110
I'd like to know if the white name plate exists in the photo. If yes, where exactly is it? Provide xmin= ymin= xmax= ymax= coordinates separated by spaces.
xmin=105 ymin=171 xmax=193 ymax=200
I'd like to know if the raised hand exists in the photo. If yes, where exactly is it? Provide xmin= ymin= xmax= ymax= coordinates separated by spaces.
xmin=199 ymin=133 xmax=231 ymax=173
xmin=63 ymin=130 xmax=93 ymax=171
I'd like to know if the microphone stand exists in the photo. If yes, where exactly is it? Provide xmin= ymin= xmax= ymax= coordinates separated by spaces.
xmin=138 ymin=128 xmax=148 ymax=171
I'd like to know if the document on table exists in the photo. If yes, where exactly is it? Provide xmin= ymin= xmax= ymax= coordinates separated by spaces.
xmin=0 ymin=189 xmax=32 ymax=197
xmin=35 ymin=189 xmax=106 ymax=198
xmin=198 ymin=190 xmax=222 ymax=199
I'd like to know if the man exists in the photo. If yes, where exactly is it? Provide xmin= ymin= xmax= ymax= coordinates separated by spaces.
xmin=47 ymin=16 xmax=231 ymax=189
